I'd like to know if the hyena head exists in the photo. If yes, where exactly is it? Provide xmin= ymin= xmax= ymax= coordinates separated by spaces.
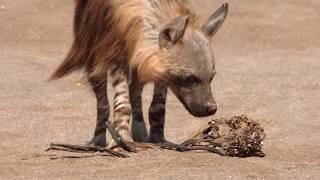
xmin=158 ymin=3 xmax=228 ymax=117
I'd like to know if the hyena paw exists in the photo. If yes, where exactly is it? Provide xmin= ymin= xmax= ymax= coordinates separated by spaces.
xmin=149 ymin=133 xmax=191 ymax=152
xmin=88 ymin=133 xmax=107 ymax=147
xmin=132 ymin=125 xmax=148 ymax=143
xmin=132 ymin=133 xmax=148 ymax=143
xmin=149 ymin=133 xmax=165 ymax=144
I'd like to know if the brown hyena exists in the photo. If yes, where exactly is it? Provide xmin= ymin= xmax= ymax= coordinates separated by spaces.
xmin=51 ymin=0 xmax=228 ymax=149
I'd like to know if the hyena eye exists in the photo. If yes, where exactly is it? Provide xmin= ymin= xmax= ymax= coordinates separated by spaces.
xmin=185 ymin=75 xmax=200 ymax=84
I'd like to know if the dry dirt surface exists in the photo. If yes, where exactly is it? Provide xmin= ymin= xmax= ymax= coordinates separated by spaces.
xmin=1 ymin=0 xmax=320 ymax=179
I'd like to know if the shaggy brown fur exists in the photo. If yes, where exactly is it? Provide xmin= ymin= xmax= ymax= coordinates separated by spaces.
xmin=51 ymin=0 xmax=198 ymax=82
xmin=50 ymin=0 xmax=228 ymax=149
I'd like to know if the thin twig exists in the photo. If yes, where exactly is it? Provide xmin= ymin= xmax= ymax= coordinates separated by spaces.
xmin=46 ymin=143 xmax=129 ymax=158
xmin=49 ymin=154 xmax=110 ymax=160
xmin=106 ymin=122 xmax=135 ymax=152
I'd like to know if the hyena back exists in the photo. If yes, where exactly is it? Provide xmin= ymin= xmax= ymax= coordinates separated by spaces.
xmin=51 ymin=0 xmax=228 ymax=146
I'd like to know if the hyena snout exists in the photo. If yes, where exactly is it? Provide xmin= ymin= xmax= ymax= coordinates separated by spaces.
xmin=187 ymin=99 xmax=217 ymax=117
xmin=171 ymin=85 xmax=217 ymax=117
xmin=205 ymin=102 xmax=218 ymax=116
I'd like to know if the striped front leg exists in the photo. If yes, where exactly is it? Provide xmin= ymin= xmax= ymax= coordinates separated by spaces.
xmin=129 ymin=74 xmax=148 ymax=142
xmin=148 ymin=84 xmax=191 ymax=151
xmin=110 ymin=65 xmax=132 ymax=144
xmin=149 ymin=83 xmax=167 ymax=143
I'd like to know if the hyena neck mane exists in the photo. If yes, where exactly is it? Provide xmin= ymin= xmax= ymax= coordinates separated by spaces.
xmin=127 ymin=0 xmax=200 ymax=83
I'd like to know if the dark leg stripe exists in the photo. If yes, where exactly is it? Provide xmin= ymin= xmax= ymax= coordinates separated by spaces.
xmin=112 ymin=78 xmax=125 ymax=87
xmin=114 ymin=91 xmax=127 ymax=99
xmin=113 ymin=106 xmax=131 ymax=116
xmin=116 ymin=125 xmax=130 ymax=132
xmin=148 ymin=83 xmax=167 ymax=141
xmin=113 ymin=100 xmax=130 ymax=111
xmin=149 ymin=104 xmax=165 ymax=115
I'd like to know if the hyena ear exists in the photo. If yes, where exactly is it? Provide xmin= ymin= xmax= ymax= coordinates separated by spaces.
xmin=202 ymin=3 xmax=228 ymax=38
xmin=159 ymin=15 xmax=189 ymax=48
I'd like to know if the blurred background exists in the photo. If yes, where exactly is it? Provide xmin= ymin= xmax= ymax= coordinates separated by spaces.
xmin=0 ymin=0 xmax=319 ymax=179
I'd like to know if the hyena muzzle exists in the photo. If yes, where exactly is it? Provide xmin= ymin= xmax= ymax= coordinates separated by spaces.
xmin=50 ymin=0 xmax=228 ymax=149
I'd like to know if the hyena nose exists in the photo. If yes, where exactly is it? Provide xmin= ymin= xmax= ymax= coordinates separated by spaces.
xmin=206 ymin=103 xmax=218 ymax=115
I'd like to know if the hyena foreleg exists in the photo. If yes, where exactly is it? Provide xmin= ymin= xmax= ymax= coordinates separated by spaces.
xmin=88 ymin=77 xmax=109 ymax=147
xmin=148 ymin=83 xmax=167 ymax=143
xmin=129 ymin=74 xmax=148 ymax=142
xmin=149 ymin=83 xmax=190 ymax=151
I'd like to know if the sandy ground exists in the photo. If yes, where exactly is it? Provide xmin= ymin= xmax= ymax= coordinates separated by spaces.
xmin=1 ymin=0 xmax=320 ymax=179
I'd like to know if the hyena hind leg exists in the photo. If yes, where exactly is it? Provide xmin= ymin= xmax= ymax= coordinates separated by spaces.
xmin=129 ymin=76 xmax=148 ymax=142
xmin=108 ymin=64 xmax=162 ymax=151
xmin=88 ymin=77 xmax=110 ymax=147
xmin=109 ymin=64 xmax=132 ymax=147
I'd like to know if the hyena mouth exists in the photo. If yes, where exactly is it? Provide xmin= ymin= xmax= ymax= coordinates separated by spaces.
xmin=175 ymin=95 xmax=217 ymax=117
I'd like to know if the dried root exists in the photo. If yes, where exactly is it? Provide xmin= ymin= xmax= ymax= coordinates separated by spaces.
xmin=46 ymin=143 xmax=129 ymax=158
xmin=181 ymin=115 xmax=266 ymax=157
